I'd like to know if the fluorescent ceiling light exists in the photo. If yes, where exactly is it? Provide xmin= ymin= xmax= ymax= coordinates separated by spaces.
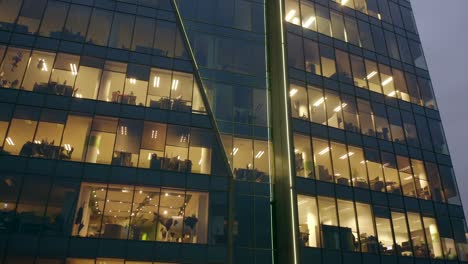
xmin=151 ymin=129 xmax=158 ymax=139
xmin=285 ymin=10 xmax=296 ymax=22
xmin=366 ymin=71 xmax=377 ymax=80
xmin=339 ymin=152 xmax=354 ymax=159
xmin=302 ymin=16 xmax=316 ymax=28
xmin=334 ymin=103 xmax=347 ymax=112
xmin=292 ymin=17 xmax=300 ymax=24
xmin=313 ymin=97 xmax=325 ymax=107
xmin=6 ymin=137 xmax=14 ymax=146
xmin=232 ymin=147 xmax=239 ymax=156
xmin=318 ymin=147 xmax=330 ymax=155
xmin=153 ymin=76 xmax=160 ymax=88
xmin=255 ymin=150 xmax=265 ymax=159
xmin=171 ymin=79 xmax=179 ymax=91
xmin=69 ymin=63 xmax=78 ymax=76
xmin=388 ymin=91 xmax=396 ymax=97
xmin=381 ymin=77 xmax=393 ymax=86
xmin=341 ymin=0 xmax=349 ymax=5
xmin=289 ymin=88 xmax=298 ymax=97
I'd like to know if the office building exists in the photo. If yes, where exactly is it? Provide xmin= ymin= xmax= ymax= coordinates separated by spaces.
xmin=0 ymin=0 xmax=466 ymax=263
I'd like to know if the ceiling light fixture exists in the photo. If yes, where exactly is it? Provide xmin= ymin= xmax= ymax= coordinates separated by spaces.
xmin=302 ymin=16 xmax=316 ymax=28
xmin=366 ymin=71 xmax=377 ymax=80
xmin=285 ymin=9 xmax=296 ymax=22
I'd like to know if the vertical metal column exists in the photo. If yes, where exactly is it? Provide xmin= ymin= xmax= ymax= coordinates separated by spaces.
xmin=266 ymin=0 xmax=300 ymax=263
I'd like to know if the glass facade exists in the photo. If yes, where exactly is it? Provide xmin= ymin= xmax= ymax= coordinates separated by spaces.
xmin=0 ymin=0 xmax=466 ymax=263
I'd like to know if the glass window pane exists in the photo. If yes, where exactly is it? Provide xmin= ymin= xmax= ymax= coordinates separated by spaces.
xmin=390 ymin=212 xmax=412 ymax=257
xmin=16 ymin=0 xmax=47 ymax=34
xmin=371 ymin=25 xmax=387 ymax=56
xmin=318 ymin=196 xmax=339 ymax=249
xmin=397 ymin=156 xmax=416 ymax=197
xmin=330 ymin=11 xmax=345 ymax=42
xmin=337 ymin=199 xmax=358 ymax=252
xmin=356 ymin=202 xmax=377 ymax=253
xmin=109 ymin=13 xmax=135 ymax=50
xmin=154 ymin=21 xmax=176 ymax=57
xmin=379 ymin=64 xmax=395 ymax=97
xmin=74 ymin=57 xmax=104 ymax=100
xmin=354 ymin=0 xmax=367 ymax=14
xmin=33 ymin=110 xmax=67 ymax=158
xmin=376 ymin=216 xmax=394 ymax=255
xmin=113 ymin=119 xmax=143 ymax=167
xmin=124 ymin=64 xmax=149 ymax=106
xmin=349 ymin=146 xmax=368 ymax=189
xmin=4 ymin=107 xmax=40 ymax=156
xmin=381 ymin=152 xmax=401 ymax=195
xmin=325 ymin=91 xmax=343 ymax=129
xmin=44 ymin=178 xmax=79 ymax=235
xmin=424 ymin=162 xmax=444 ymax=202
xmin=84 ymin=116 xmax=118 ymax=165
xmin=38 ymin=1 xmax=68 ymax=38
xmin=344 ymin=16 xmax=360 ymax=47
xmin=335 ymin=49 xmax=352 ymax=84
xmin=300 ymin=2 xmax=317 ymax=31
xmin=97 ymin=61 xmax=127 ymax=103
xmin=407 ymin=212 xmax=428 ymax=258
xmin=139 ymin=122 xmax=167 ymax=169
xmin=341 ymin=94 xmax=359 ymax=133
xmin=308 ymin=85 xmax=326 ymax=125
xmin=350 ymin=54 xmax=367 ymax=89
xmin=358 ymin=21 xmax=374 ymax=51
xmin=233 ymin=137 xmax=253 ymax=178
xmin=0 ymin=174 xmax=22 ymax=218
xmin=316 ymin=5 xmax=331 ymax=37
xmin=313 ymin=138 xmax=333 ymax=182
xmin=372 ymin=102 xmax=391 ymax=141
xmin=170 ymin=71 xmax=193 ymax=112
xmin=101 ymin=185 xmax=133 ymax=239
xmin=132 ymin=17 xmax=155 ymax=53
xmin=22 ymin=50 xmax=55 ymax=91
xmin=298 ymin=195 xmax=320 ymax=247
xmin=303 ymin=38 xmax=321 ymax=75
xmin=0 ymin=0 xmax=23 ymax=30
xmin=439 ymin=165 xmax=461 ymax=205
xmin=294 ymin=133 xmax=313 ymax=179
xmin=16 ymin=175 xmax=52 ymax=233
xmin=287 ymin=33 xmax=304 ymax=70
xmin=330 ymin=142 xmax=351 ymax=186
xmin=63 ymin=5 xmax=91 ymax=42
xmin=61 ymin=114 xmax=92 ymax=162
xmin=0 ymin=47 xmax=31 ymax=89
xmin=412 ymin=159 xmax=431 ymax=200
xmin=320 ymin=45 xmax=336 ymax=78
xmin=423 ymin=217 xmax=444 ymax=259
xmin=50 ymin=53 xmax=80 ymax=95
xmin=366 ymin=148 xmax=384 ymax=192
xmin=392 ymin=69 xmax=410 ymax=102
xmin=189 ymin=129 xmax=213 ymax=175
xmin=387 ymin=107 xmax=405 ymax=144
xmin=290 ymin=82 xmax=309 ymax=120
xmin=418 ymin=77 xmax=437 ymax=110
xmin=364 ymin=59 xmax=381 ymax=93
xmin=357 ymin=99 xmax=375 ymax=137
xmin=285 ymin=0 xmax=300 ymax=26
xmin=86 ymin=9 xmax=113 ymax=46
xmin=156 ymin=189 xmax=186 ymax=242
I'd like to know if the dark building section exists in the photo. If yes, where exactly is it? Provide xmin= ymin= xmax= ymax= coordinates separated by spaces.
xmin=0 ymin=0 xmax=466 ymax=264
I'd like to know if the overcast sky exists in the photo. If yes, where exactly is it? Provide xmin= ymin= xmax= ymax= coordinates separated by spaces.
xmin=411 ymin=0 xmax=468 ymax=217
